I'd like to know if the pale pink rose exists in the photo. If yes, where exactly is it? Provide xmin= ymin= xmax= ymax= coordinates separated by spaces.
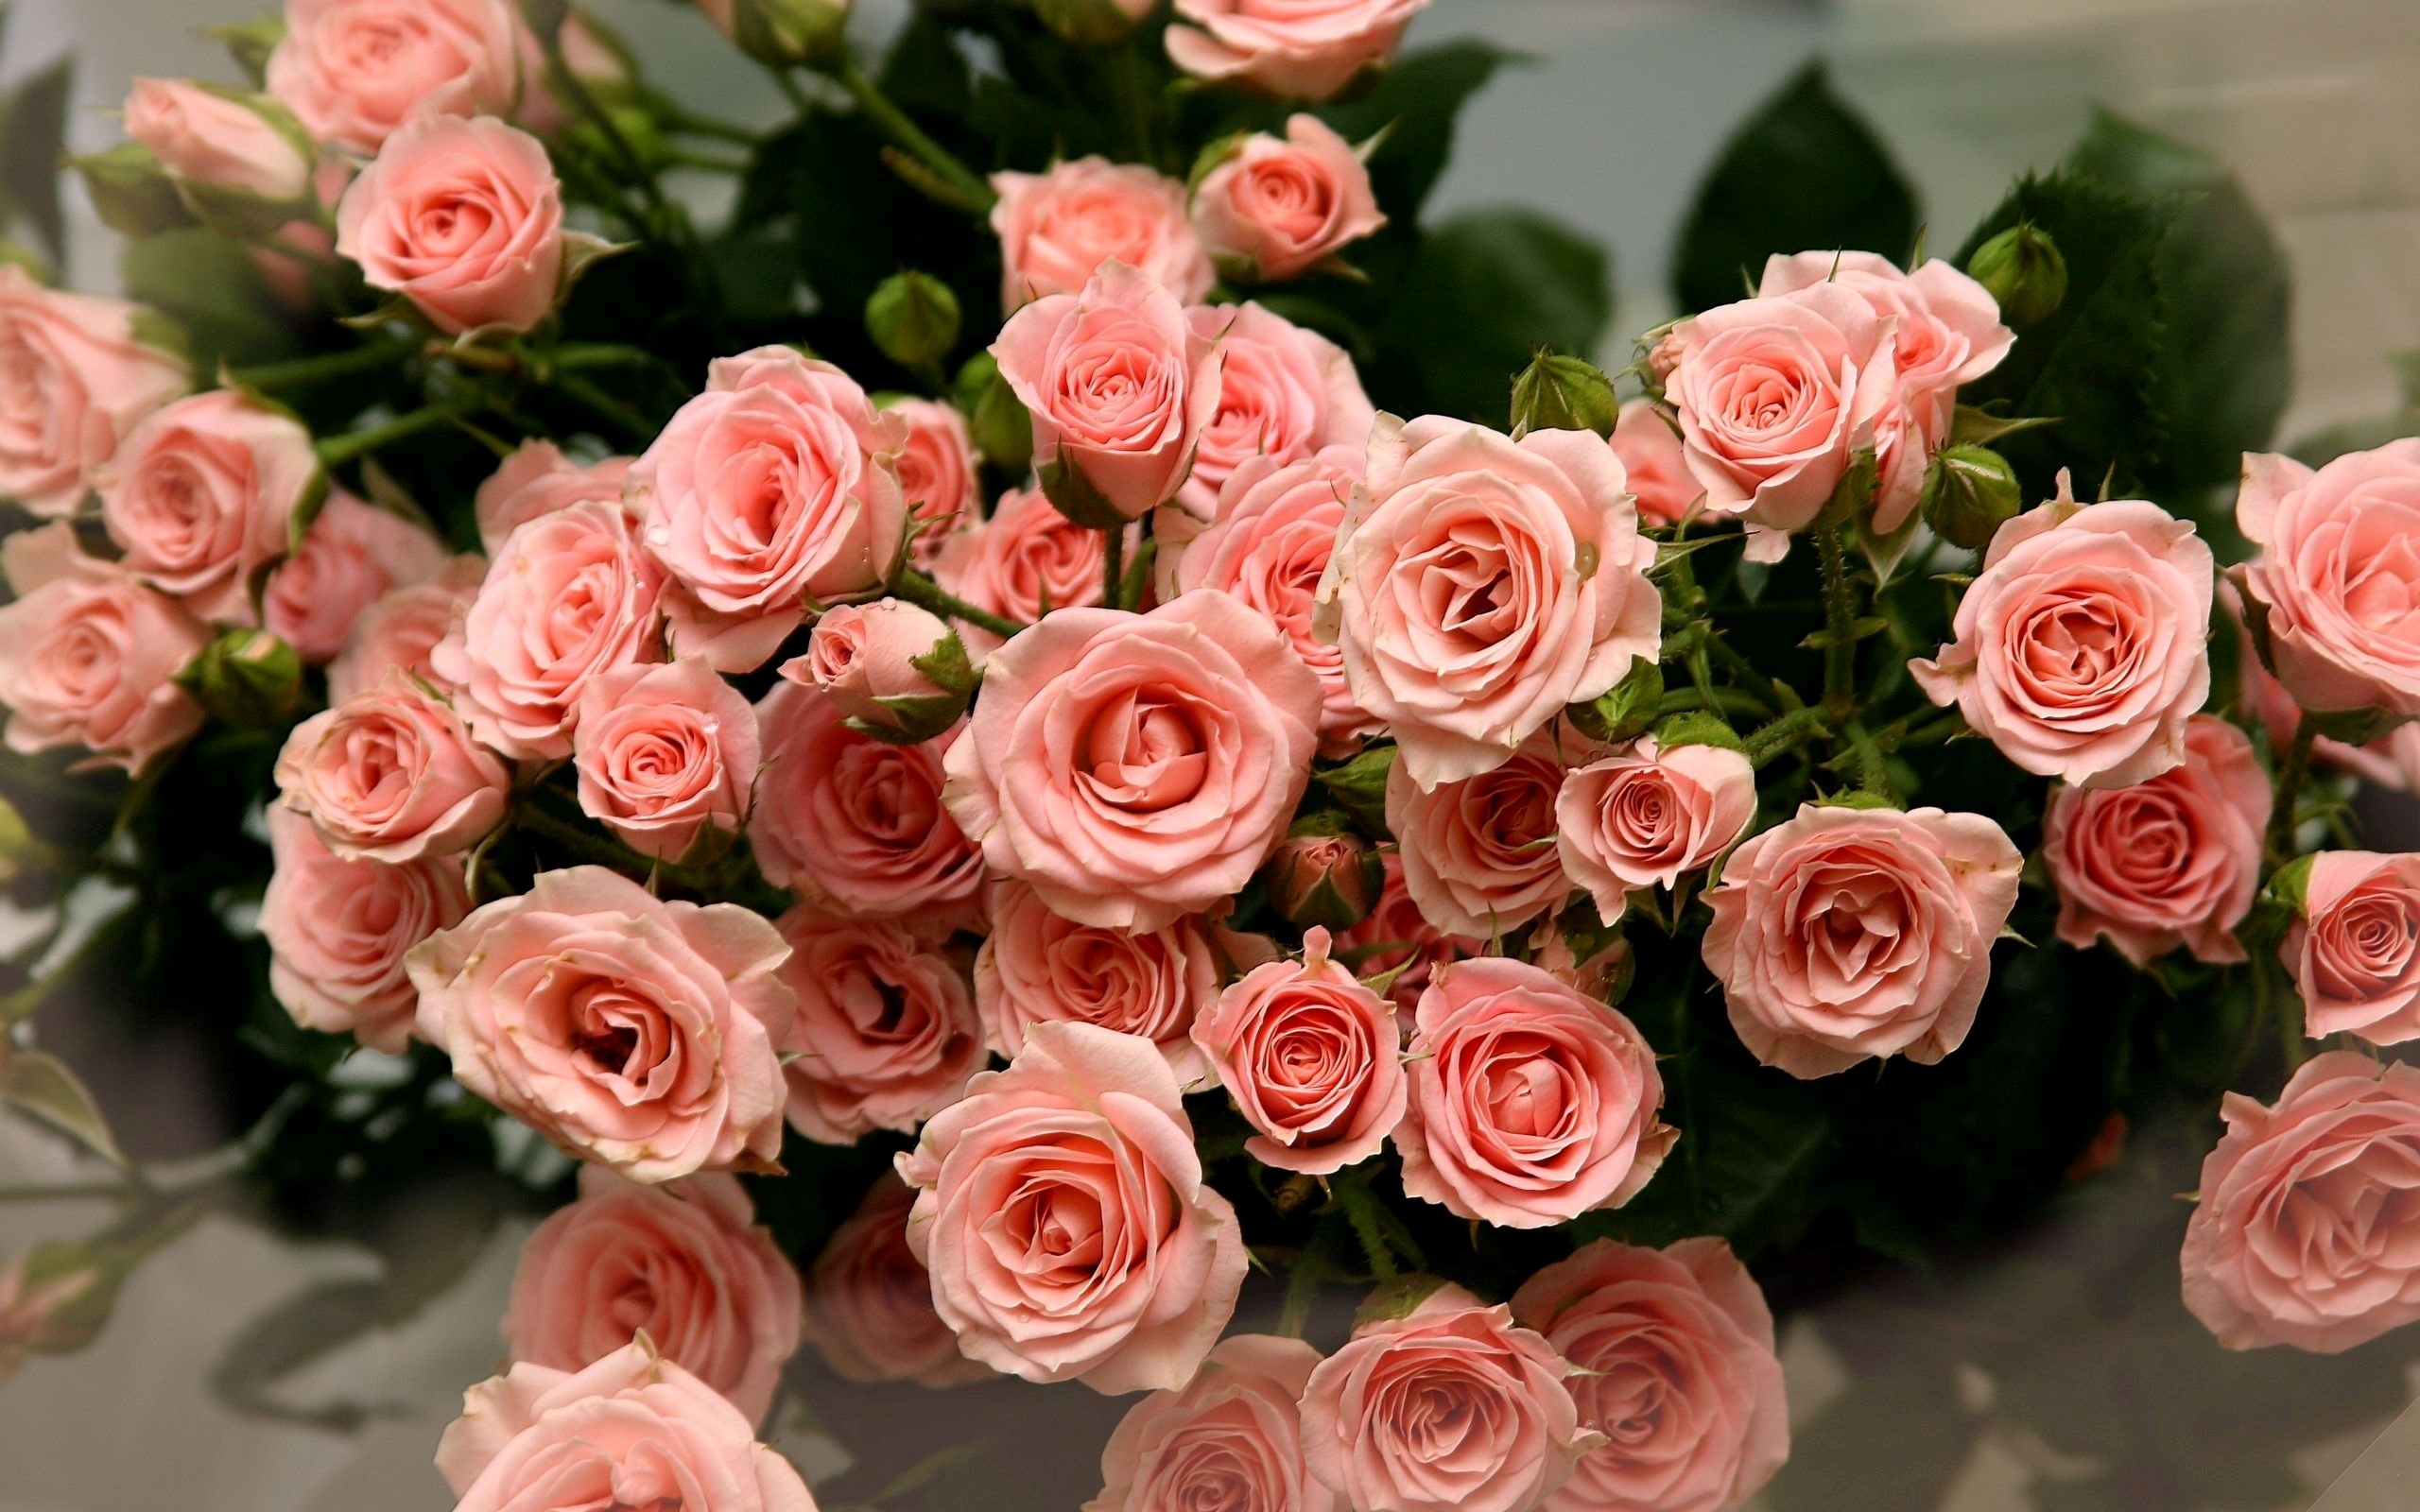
xmin=775 ymin=902 xmax=984 ymax=1144
xmin=2043 ymin=714 xmax=2270 ymax=968
xmin=804 ymin=1172 xmax=994 ymax=1388
xmin=263 ymin=491 xmax=448 ymax=662
xmin=326 ymin=554 xmax=485 ymax=704
xmin=1192 ymin=114 xmax=1385 ymax=282
xmin=505 ymin=1167 xmax=803 ymax=1426
xmin=123 ymin=78 xmax=311 ymax=202
xmin=895 ymin=1021 xmax=1247 ymax=1393
xmin=474 ymin=440 xmax=634 ymax=555
xmin=635 ymin=346 xmax=908 ymax=671
xmin=1088 ymin=1334 xmax=1335 ymax=1512
xmin=786 ymin=599 xmax=960 ymax=737
xmin=2236 ymin=442 xmax=2420 ymax=718
xmin=572 ymin=657 xmax=760 ymax=862
xmin=96 ymin=389 xmax=320 ymax=625
xmin=929 ymin=486 xmax=1122 ymax=657
xmin=268 ymin=0 xmax=524 ymax=157
xmin=1910 ymin=498 xmax=2214 ymax=789
xmin=1191 ymin=926 xmax=1404 ymax=1175
xmin=1555 ymin=736 xmax=1754 ymax=922
xmin=1336 ymin=850 xmax=1479 ymax=1020
xmin=1321 ymin=414 xmax=1662 ymax=788
xmin=1389 ymin=727 xmax=1599 ymax=939
xmin=1396 ymin=956 xmax=1672 ymax=1228
xmin=1703 ymin=803 xmax=2022 ymax=1079
xmin=2287 ymin=852 xmax=2420 ymax=1044
xmin=0 ymin=524 xmax=207 ymax=773
xmin=886 ymin=397 xmax=979 ymax=568
xmin=2182 ymin=1051 xmax=2420 ymax=1353
xmin=272 ymin=675 xmax=509 ymax=862
xmin=1512 ymin=1238 xmax=1789 ymax=1512
xmin=336 ymin=113 xmax=567 ymax=337
xmin=976 ymin=879 xmax=1220 ymax=1081
xmin=1609 ymin=404 xmax=1700 ymax=526
xmin=1300 ymin=1283 xmax=1596 ymax=1512
xmin=1167 ymin=0 xmax=1430 ymax=101
xmin=436 ymin=1341 xmax=816 ymax=1512
xmin=409 ymin=867 xmax=795 ymax=1181
xmin=942 ymin=591 xmax=1321 ymax=932
xmin=259 ymin=804 xmax=468 ymax=1054
xmin=0 ymin=266 xmax=188 ymax=518
xmin=430 ymin=497 xmax=664 ymax=760
xmin=749 ymin=681 xmax=984 ymax=918
xmin=1177 ymin=301 xmax=1372 ymax=521
xmin=991 ymin=158 xmax=1213 ymax=312
xmin=2227 ymin=580 xmax=2420 ymax=792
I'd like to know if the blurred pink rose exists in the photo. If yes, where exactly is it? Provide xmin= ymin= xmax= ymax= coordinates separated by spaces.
xmin=0 ymin=266 xmax=187 ymax=517
xmin=273 ymin=675 xmax=510 ymax=862
xmin=0 ymin=523 xmax=207 ymax=773
xmin=1192 ymin=114 xmax=1384 ymax=282
xmin=337 ymin=113 xmax=567 ymax=337
xmin=775 ymin=902 xmax=984 ymax=1144
xmin=1176 ymin=301 xmax=1371 ymax=521
xmin=249 ymin=158 xmax=355 ymax=310
xmin=1088 ymin=1334 xmax=1335 ymax=1512
xmin=787 ymin=599 xmax=961 ymax=738
xmin=264 ymin=491 xmax=448 ymax=662
xmin=977 ymin=878 xmax=1220 ymax=1080
xmin=474 ymin=440 xmax=634 ymax=555
xmin=2236 ymin=442 xmax=2420 ymax=718
xmin=2287 ymin=851 xmax=2420 ymax=1044
xmin=326 ymin=554 xmax=485 ymax=703
xmin=1167 ymin=0 xmax=1430 ymax=100
xmin=1336 ymin=850 xmax=1479 ymax=1021
xmin=930 ymin=486 xmax=1120 ymax=657
xmin=1191 ymin=926 xmax=1404 ymax=1175
xmin=991 ymin=158 xmax=1212 ymax=312
xmin=123 ymin=78 xmax=311 ymax=202
xmin=268 ymin=0 xmax=524 ymax=156
xmin=1556 ymin=735 xmax=1756 ymax=922
xmin=572 ymin=657 xmax=760 ymax=862
xmin=259 ymin=804 xmax=468 ymax=1053
xmin=97 ymin=389 xmax=320 ymax=625
xmin=1608 ymin=403 xmax=1700 ymax=526
xmin=804 ymin=1172 xmax=993 ymax=1388
xmin=1389 ymin=727 xmax=1596 ymax=938
xmin=886 ymin=397 xmax=979 ymax=568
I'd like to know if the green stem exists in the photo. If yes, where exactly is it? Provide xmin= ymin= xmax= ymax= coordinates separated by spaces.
xmin=766 ymin=64 xmax=815 ymax=114
xmin=546 ymin=342 xmax=666 ymax=375
xmin=547 ymin=37 xmax=669 ymax=221
xmin=648 ymin=93 xmax=758 ymax=145
xmin=1815 ymin=524 xmax=1861 ymax=721
xmin=0 ymin=907 xmax=135 ymax=1026
xmin=830 ymin=61 xmax=994 ymax=210
xmin=1101 ymin=525 xmax=1125 ymax=610
xmin=2268 ymin=713 xmax=2319 ymax=865
xmin=1742 ymin=705 xmax=1829 ymax=769
xmin=314 ymin=399 xmax=479 ymax=471
xmin=1656 ymin=686 xmax=1770 ymax=721
xmin=893 ymin=570 xmax=1028 ymax=641
xmin=229 ymin=338 xmax=415 ymax=391
xmin=877 ymin=146 xmax=994 ymax=216
xmin=554 ymin=372 xmax=657 ymax=443
xmin=663 ymin=146 xmax=746 ymax=174
xmin=1841 ymin=720 xmax=1895 ymax=799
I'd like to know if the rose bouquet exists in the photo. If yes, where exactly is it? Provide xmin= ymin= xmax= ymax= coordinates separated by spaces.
xmin=0 ymin=0 xmax=2416 ymax=1504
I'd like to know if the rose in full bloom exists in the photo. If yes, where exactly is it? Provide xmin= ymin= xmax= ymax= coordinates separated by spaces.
xmin=474 ymin=441 xmax=634 ymax=555
xmin=1192 ymin=114 xmax=1385 ymax=283
xmin=504 ymin=1167 xmax=803 ymax=1426
xmin=1321 ymin=414 xmax=1661 ymax=788
xmin=122 ymin=78 xmax=312 ymax=204
xmin=1510 ymin=1238 xmax=1789 ymax=1512
xmin=1389 ymin=728 xmax=1596 ymax=939
xmin=1337 ymin=850 xmax=1480 ymax=1020
xmin=2235 ymin=442 xmax=2420 ymax=719
xmin=886 ymin=396 xmax=981 ymax=567
xmin=2042 ymin=714 xmax=2270 ymax=968
xmin=2286 ymin=851 xmax=2420 ymax=1044
xmin=435 ymin=1341 xmax=815 ymax=1512
xmin=788 ymin=599 xmax=965 ymax=739
xmin=1176 ymin=301 xmax=1372 ymax=521
xmin=336 ymin=113 xmax=569 ymax=337
xmin=1191 ymin=926 xmax=1405 ymax=1175
xmin=1556 ymin=736 xmax=1756 ymax=922
xmin=896 ymin=1021 xmax=1247 ymax=1393
xmin=1167 ymin=0 xmax=1431 ymax=100
xmin=273 ymin=675 xmax=510 ymax=863
xmin=977 ymin=880 xmax=1219 ymax=1080
xmin=2182 ymin=1051 xmax=2420 ymax=1352
xmin=0 ymin=524 xmax=207 ymax=772
xmin=1703 ymin=803 xmax=2022 ymax=1079
xmin=1088 ymin=1334 xmax=1334 ymax=1512
xmin=97 ymin=389 xmax=320 ymax=625
xmin=1910 ymin=496 xmax=2214 ymax=789
xmin=775 ymin=902 xmax=985 ymax=1144
xmin=942 ymin=591 xmax=1321 ymax=932
xmin=1608 ymin=403 xmax=1700 ymax=526
xmin=804 ymin=1172 xmax=993 ymax=1388
xmin=268 ymin=0 xmax=523 ymax=155
xmin=263 ymin=490 xmax=448 ymax=662
xmin=259 ymin=805 xmax=469 ymax=1054
xmin=931 ymin=485 xmax=1121 ymax=656
xmin=572 ymin=657 xmax=760 ymax=863
xmin=991 ymin=157 xmax=1213 ymax=312
xmin=326 ymin=555 xmax=485 ymax=703
xmin=408 ymin=867 xmax=795 ymax=1182
xmin=0 ymin=266 xmax=188 ymax=518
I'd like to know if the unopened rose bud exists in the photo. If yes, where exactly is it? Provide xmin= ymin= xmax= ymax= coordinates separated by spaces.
xmin=1510 ymin=351 xmax=1618 ymax=439
xmin=122 ymin=78 xmax=316 ymax=237
xmin=1568 ymin=656 xmax=1664 ymax=744
xmin=786 ymin=599 xmax=974 ymax=742
xmin=1263 ymin=831 xmax=1383 ymax=932
xmin=175 ymin=627 xmax=302 ymax=730
xmin=1920 ymin=444 xmax=2024 ymax=551
xmin=866 ymin=272 xmax=960 ymax=371
xmin=70 ymin=144 xmax=195 ymax=238
xmin=700 ymin=0 xmax=846 ymax=69
xmin=1966 ymin=223 xmax=2066 ymax=328
xmin=955 ymin=352 xmax=1032 ymax=473
xmin=0 ymin=1244 xmax=112 ymax=1374
xmin=1034 ymin=0 xmax=1150 ymax=43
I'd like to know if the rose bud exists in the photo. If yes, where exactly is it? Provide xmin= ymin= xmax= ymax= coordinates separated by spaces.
xmin=69 ymin=144 xmax=195 ymax=238
xmin=174 ymin=626 xmax=303 ymax=730
xmin=1965 ymin=222 xmax=2067 ymax=327
xmin=1262 ymin=830 xmax=1384 ymax=932
xmin=1919 ymin=443 xmax=2024 ymax=550
xmin=697 ymin=0 xmax=846 ymax=69
xmin=865 ymin=270 xmax=960 ymax=372
xmin=955 ymin=351 xmax=1033 ymax=473
xmin=1510 ymin=350 xmax=1619 ymax=439
xmin=784 ymin=599 xmax=975 ymax=743
xmin=121 ymin=78 xmax=316 ymax=237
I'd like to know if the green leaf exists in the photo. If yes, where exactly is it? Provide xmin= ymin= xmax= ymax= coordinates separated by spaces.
xmin=1 ymin=1049 xmax=127 ymax=1167
xmin=1379 ymin=209 xmax=1611 ymax=422
xmin=1319 ymin=42 xmax=1511 ymax=223
xmin=879 ymin=10 xmax=974 ymax=124
xmin=120 ymin=227 xmax=293 ymax=375
xmin=0 ymin=56 xmax=74 ymax=262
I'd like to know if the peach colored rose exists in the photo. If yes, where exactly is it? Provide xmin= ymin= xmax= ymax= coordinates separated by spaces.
xmin=1321 ymin=414 xmax=1661 ymax=788
xmin=1609 ymin=403 xmax=1701 ymax=526
xmin=942 ymin=591 xmax=1321 ymax=932
xmin=786 ymin=599 xmax=962 ymax=739
xmin=97 ymin=389 xmax=320 ymax=625
xmin=273 ymin=675 xmax=510 ymax=862
xmin=268 ymin=0 xmax=524 ymax=157
xmin=2228 ymin=580 xmax=2420 ymax=792
xmin=1088 ymin=1334 xmax=1335 ymax=1512
xmin=1389 ymin=727 xmax=1599 ymax=939
xmin=2287 ymin=851 xmax=2420 ymax=1044
xmin=2043 ymin=714 xmax=2270 ymax=968
xmin=1192 ymin=114 xmax=1384 ymax=283
xmin=326 ymin=554 xmax=485 ymax=703
xmin=259 ymin=804 xmax=468 ymax=1054
xmin=895 ymin=1021 xmax=1247 ymax=1393
xmin=571 ymin=657 xmax=760 ymax=862
xmin=886 ymin=397 xmax=979 ymax=568
xmin=474 ymin=440 xmax=634 ymax=555
xmin=0 ymin=524 xmax=207 ymax=773
xmin=991 ymin=158 xmax=1213 ymax=312
xmin=930 ymin=486 xmax=1123 ymax=657
xmin=1177 ymin=301 xmax=1372 ymax=521
xmin=1167 ymin=0 xmax=1430 ymax=101
xmin=2236 ymin=442 xmax=2420 ymax=719
xmin=408 ymin=867 xmax=795 ymax=1181
xmin=1511 ymin=1238 xmax=1789 ymax=1512
xmin=1191 ymin=926 xmax=1404 ymax=1175
xmin=123 ymin=78 xmax=312 ymax=203
xmin=2182 ymin=1051 xmax=2420 ymax=1353
xmin=804 ymin=1172 xmax=993 ymax=1388
xmin=264 ymin=490 xmax=448 ymax=662
xmin=775 ymin=902 xmax=984 ymax=1144
xmin=0 ymin=266 xmax=188 ymax=517
xmin=1703 ymin=803 xmax=2022 ymax=1079
xmin=337 ymin=113 xmax=568 ymax=337
xmin=977 ymin=879 xmax=1220 ymax=1081
xmin=1556 ymin=735 xmax=1755 ymax=922
xmin=1336 ymin=850 xmax=1479 ymax=1020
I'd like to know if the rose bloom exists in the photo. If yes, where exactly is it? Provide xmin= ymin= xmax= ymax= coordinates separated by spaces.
xmin=1088 ymin=1334 xmax=1334 ymax=1512
xmin=886 ymin=396 xmax=980 ymax=568
xmin=1703 ymin=803 xmax=2022 ymax=1079
xmin=1608 ymin=403 xmax=1701 ymax=526
xmin=263 ymin=490 xmax=448 ymax=662
xmin=775 ymin=902 xmax=985 ymax=1144
xmin=272 ymin=675 xmax=510 ymax=863
xmin=804 ymin=1172 xmax=994 ymax=1388
xmin=2042 ymin=714 xmax=2270 ymax=968
xmin=97 ymin=389 xmax=320 ymax=625
xmin=750 ymin=681 xmax=984 ymax=919
xmin=1193 ymin=114 xmax=1385 ymax=283
xmin=2182 ymin=1051 xmax=2420 ymax=1353
xmin=0 ymin=523 xmax=207 ymax=773
xmin=635 ymin=346 xmax=908 ymax=672
xmin=1177 ymin=301 xmax=1373 ymax=521
xmin=1556 ymin=735 xmax=1756 ymax=922
xmin=2287 ymin=851 xmax=2420 ymax=1044
xmin=1911 ymin=496 xmax=2214 ymax=789
xmin=259 ymin=805 xmax=468 ymax=1054
xmin=991 ymin=157 xmax=1213 ymax=312
xmin=1167 ymin=0 xmax=1430 ymax=101
xmin=122 ymin=78 xmax=311 ymax=203
xmin=436 ymin=1341 xmax=814 ymax=1512
xmin=1390 ymin=727 xmax=1596 ymax=939
xmin=896 ymin=1021 xmax=1247 ymax=1393
xmin=2236 ymin=441 xmax=2420 ymax=718
xmin=268 ymin=0 xmax=523 ymax=156
xmin=0 ymin=266 xmax=187 ymax=518
xmin=1336 ymin=850 xmax=1480 ymax=1021
xmin=2227 ymin=580 xmax=2420 ymax=793
xmin=1191 ymin=926 xmax=1405 ymax=1175
xmin=1300 ymin=1283 xmax=1596 ymax=1512
xmin=977 ymin=879 xmax=1221 ymax=1081
xmin=1511 ymin=1238 xmax=1789 ymax=1512
xmin=790 ymin=599 xmax=959 ymax=738
xmin=408 ymin=867 xmax=795 ymax=1182
xmin=1322 ymin=414 xmax=1662 ymax=788
xmin=931 ymin=486 xmax=1122 ymax=658
xmin=942 ymin=591 xmax=1321 ymax=932
xmin=571 ymin=657 xmax=759 ymax=863
xmin=326 ymin=554 xmax=484 ymax=703
xmin=474 ymin=440 xmax=635 ymax=555
xmin=336 ymin=113 xmax=567 ymax=337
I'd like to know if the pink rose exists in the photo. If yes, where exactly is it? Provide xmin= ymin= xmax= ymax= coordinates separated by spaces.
xmin=1167 ymin=0 xmax=1430 ymax=101
xmin=259 ymin=804 xmax=469 ymax=1053
xmin=474 ymin=440 xmax=634 ymax=556
xmin=1511 ymin=1238 xmax=1789 ymax=1512
xmin=1397 ymin=956 xmax=1672 ymax=1228
xmin=505 ymin=1168 xmax=803 ymax=1426
xmin=326 ymin=554 xmax=485 ymax=704
xmin=635 ymin=346 xmax=908 ymax=671
xmin=2236 ymin=442 xmax=2420 ymax=718
xmin=263 ymin=490 xmax=448 ymax=662
xmin=1703 ymin=803 xmax=2022 ymax=1078
xmin=1608 ymin=403 xmax=1700 ymax=526
xmin=268 ymin=0 xmax=524 ymax=156
xmin=1088 ymin=1334 xmax=1335 ymax=1512
xmin=571 ymin=657 xmax=760 ymax=862
xmin=786 ymin=599 xmax=963 ymax=738
xmin=896 ymin=1021 xmax=1247 ymax=1393
xmin=1321 ymin=414 xmax=1662 ymax=788
xmin=1389 ymin=727 xmax=1596 ymax=939
xmin=942 ymin=591 xmax=1321 ymax=932
xmin=1300 ymin=1283 xmax=1596 ymax=1512
xmin=2228 ymin=580 xmax=2420 ymax=792
xmin=886 ymin=397 xmax=979 ymax=568
xmin=1192 ymin=114 xmax=1385 ymax=282
xmin=123 ymin=78 xmax=312 ymax=203
xmin=97 ymin=388 xmax=320 ymax=625
xmin=1555 ymin=735 xmax=1755 ymax=922
xmin=775 ymin=902 xmax=984 ymax=1144
xmin=1910 ymin=497 xmax=2214 ymax=789
xmin=436 ymin=1341 xmax=815 ymax=1512
xmin=803 ymin=1172 xmax=993 ymax=1388
xmin=2287 ymin=851 xmax=2420 ymax=1044
xmin=1336 ymin=850 xmax=1479 ymax=1020
xmin=407 ymin=867 xmax=795 ymax=1181
xmin=2182 ymin=1051 xmax=2420 ymax=1353
xmin=272 ymin=675 xmax=510 ymax=863
xmin=0 ymin=266 xmax=188 ymax=518
xmin=336 ymin=113 xmax=569 ymax=337
xmin=991 ymin=157 xmax=1213 ymax=312
xmin=0 ymin=524 xmax=207 ymax=773
xmin=1176 ymin=301 xmax=1372 ymax=520
xmin=1191 ymin=925 xmax=1405 ymax=1175
xmin=930 ymin=485 xmax=1122 ymax=657
xmin=2042 ymin=714 xmax=2270 ymax=968
xmin=976 ymin=878 xmax=1220 ymax=1080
